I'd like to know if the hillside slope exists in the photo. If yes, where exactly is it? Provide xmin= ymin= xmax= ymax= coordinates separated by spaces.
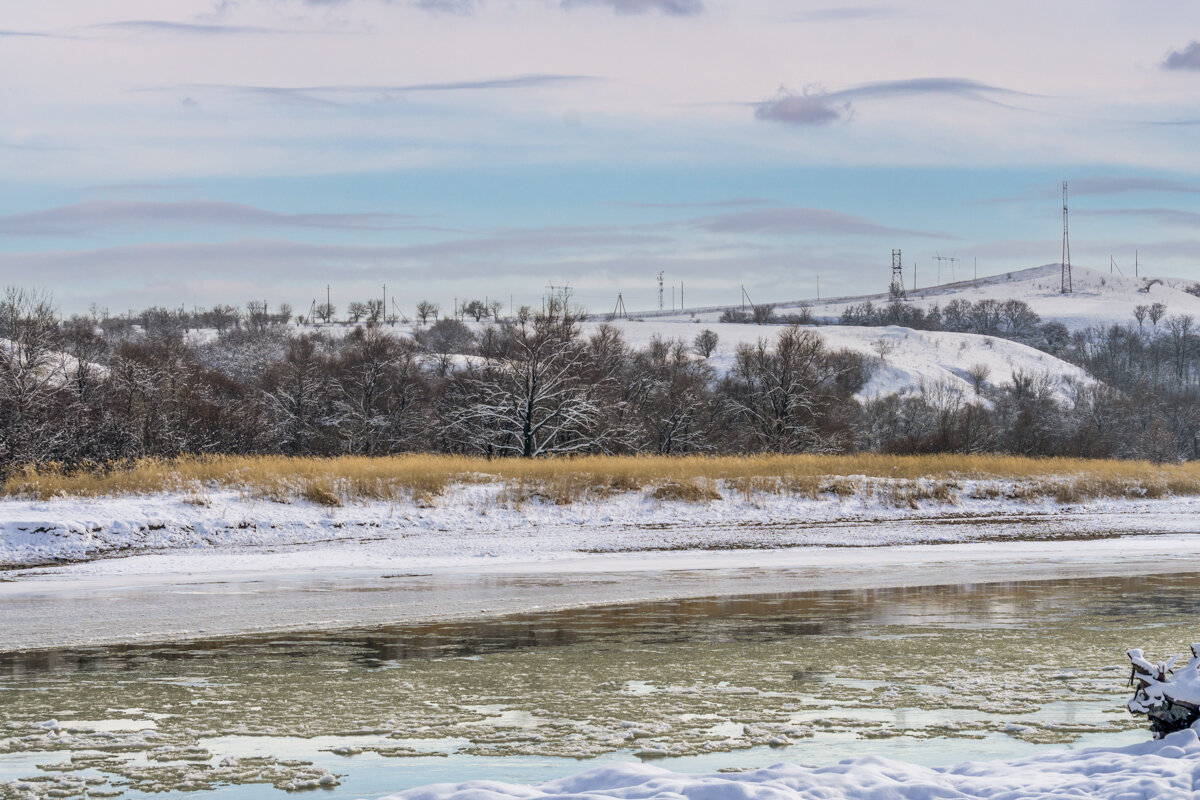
xmin=652 ymin=265 xmax=1200 ymax=332
xmin=582 ymin=319 xmax=1092 ymax=405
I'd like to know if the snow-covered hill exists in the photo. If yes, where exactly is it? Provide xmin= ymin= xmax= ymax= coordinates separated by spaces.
xmin=582 ymin=319 xmax=1092 ymax=406
xmin=650 ymin=265 xmax=1200 ymax=332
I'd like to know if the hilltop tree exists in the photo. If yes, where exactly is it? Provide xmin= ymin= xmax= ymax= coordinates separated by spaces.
xmin=415 ymin=300 xmax=439 ymax=325
xmin=693 ymin=329 xmax=719 ymax=358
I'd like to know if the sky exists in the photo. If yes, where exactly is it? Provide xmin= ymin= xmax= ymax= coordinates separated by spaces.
xmin=2 ymin=1 xmax=1200 ymax=317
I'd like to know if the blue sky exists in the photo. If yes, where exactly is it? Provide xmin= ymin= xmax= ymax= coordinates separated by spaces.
xmin=2 ymin=1 xmax=1200 ymax=315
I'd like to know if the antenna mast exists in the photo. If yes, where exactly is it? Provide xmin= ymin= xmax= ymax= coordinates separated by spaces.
xmin=1061 ymin=181 xmax=1072 ymax=294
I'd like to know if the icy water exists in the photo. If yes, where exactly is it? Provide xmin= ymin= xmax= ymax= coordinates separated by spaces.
xmin=3 ymin=572 xmax=1199 ymax=799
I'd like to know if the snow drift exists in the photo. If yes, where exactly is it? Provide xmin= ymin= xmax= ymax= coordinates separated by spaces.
xmin=387 ymin=726 xmax=1200 ymax=800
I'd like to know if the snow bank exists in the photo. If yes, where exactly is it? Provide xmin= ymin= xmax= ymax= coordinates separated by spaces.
xmin=387 ymin=726 xmax=1200 ymax=800
xmin=4 ymin=482 xmax=1200 ymax=570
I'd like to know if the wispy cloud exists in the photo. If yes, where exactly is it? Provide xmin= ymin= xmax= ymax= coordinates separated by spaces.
xmin=90 ymin=20 xmax=282 ymax=35
xmin=171 ymin=74 xmax=596 ymax=107
xmin=0 ymin=200 xmax=433 ymax=237
xmin=682 ymin=207 xmax=951 ymax=239
xmin=755 ymin=78 xmax=1030 ymax=126
xmin=1163 ymin=42 xmax=1200 ymax=71
xmin=562 ymin=0 xmax=703 ymax=16
xmin=0 ymin=29 xmax=62 ymax=38
xmin=1070 ymin=177 xmax=1200 ymax=196
xmin=1081 ymin=207 xmax=1200 ymax=228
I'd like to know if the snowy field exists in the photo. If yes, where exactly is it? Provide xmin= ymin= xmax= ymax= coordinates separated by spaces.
xmin=387 ymin=726 xmax=1200 ymax=800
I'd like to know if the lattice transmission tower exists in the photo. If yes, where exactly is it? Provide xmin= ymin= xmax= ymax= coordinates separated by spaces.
xmin=1061 ymin=181 xmax=1072 ymax=294
xmin=889 ymin=249 xmax=906 ymax=300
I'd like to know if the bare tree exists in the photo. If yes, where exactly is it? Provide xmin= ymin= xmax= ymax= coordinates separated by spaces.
xmin=314 ymin=302 xmax=336 ymax=324
xmin=446 ymin=307 xmax=610 ymax=457
xmin=966 ymin=363 xmax=991 ymax=394
xmin=346 ymin=302 xmax=368 ymax=324
xmin=415 ymin=300 xmax=439 ymax=325
xmin=724 ymin=326 xmax=849 ymax=452
xmin=751 ymin=303 xmax=776 ymax=325
xmin=1149 ymin=302 xmax=1167 ymax=327
xmin=693 ymin=329 xmax=719 ymax=358
xmin=1134 ymin=305 xmax=1148 ymax=329
xmin=365 ymin=299 xmax=384 ymax=325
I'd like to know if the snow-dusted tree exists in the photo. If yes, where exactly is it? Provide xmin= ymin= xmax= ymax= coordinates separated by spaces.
xmin=315 ymin=302 xmax=337 ymax=324
xmin=415 ymin=300 xmax=439 ymax=325
xmin=1134 ymin=304 xmax=1148 ymax=329
xmin=723 ymin=326 xmax=851 ymax=453
xmin=445 ymin=307 xmax=610 ymax=457
xmin=332 ymin=326 xmax=425 ymax=454
xmin=261 ymin=335 xmax=334 ymax=455
xmin=346 ymin=302 xmax=368 ymax=324
xmin=1149 ymin=302 xmax=1167 ymax=327
xmin=365 ymin=299 xmax=384 ymax=325
xmin=462 ymin=300 xmax=488 ymax=322
xmin=631 ymin=333 xmax=715 ymax=454
xmin=489 ymin=300 xmax=505 ymax=322
xmin=693 ymin=329 xmax=719 ymax=358
xmin=0 ymin=288 xmax=68 ymax=466
xmin=751 ymin=303 xmax=776 ymax=325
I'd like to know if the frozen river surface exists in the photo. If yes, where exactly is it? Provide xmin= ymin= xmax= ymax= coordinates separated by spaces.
xmin=4 ymin=572 xmax=1198 ymax=799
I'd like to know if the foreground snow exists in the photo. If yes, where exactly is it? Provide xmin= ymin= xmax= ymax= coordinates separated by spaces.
xmin=388 ymin=725 xmax=1200 ymax=800
xmin=4 ymin=480 xmax=1200 ymax=570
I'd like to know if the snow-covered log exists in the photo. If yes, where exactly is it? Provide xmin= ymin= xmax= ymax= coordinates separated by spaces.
xmin=1127 ymin=644 xmax=1200 ymax=738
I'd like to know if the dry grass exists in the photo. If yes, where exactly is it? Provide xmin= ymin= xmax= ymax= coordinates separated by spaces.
xmin=4 ymin=453 xmax=1200 ymax=508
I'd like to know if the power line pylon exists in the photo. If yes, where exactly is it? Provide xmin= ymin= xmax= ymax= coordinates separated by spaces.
xmin=612 ymin=293 xmax=627 ymax=319
xmin=1061 ymin=181 xmax=1072 ymax=294
xmin=890 ymin=249 xmax=906 ymax=300
xmin=934 ymin=253 xmax=959 ymax=284
xmin=657 ymin=271 xmax=664 ymax=311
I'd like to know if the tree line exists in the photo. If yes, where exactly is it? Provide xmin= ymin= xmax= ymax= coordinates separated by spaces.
xmin=1 ymin=288 xmax=1199 ymax=475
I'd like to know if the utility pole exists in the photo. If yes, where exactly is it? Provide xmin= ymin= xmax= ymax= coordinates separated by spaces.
xmin=1061 ymin=181 xmax=1072 ymax=294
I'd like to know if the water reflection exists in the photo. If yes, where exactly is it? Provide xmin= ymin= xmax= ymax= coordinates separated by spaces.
xmin=5 ymin=572 xmax=1200 ymax=677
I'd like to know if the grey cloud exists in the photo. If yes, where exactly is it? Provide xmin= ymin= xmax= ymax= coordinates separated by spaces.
xmin=563 ymin=0 xmax=703 ymax=16
xmin=414 ymin=0 xmax=477 ymax=12
xmin=1163 ymin=42 xmax=1200 ymax=70
xmin=684 ymin=208 xmax=951 ymax=239
xmin=755 ymin=90 xmax=847 ymax=125
xmin=0 ymin=200 xmax=432 ymax=237
xmin=756 ymin=77 xmax=1029 ymax=126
